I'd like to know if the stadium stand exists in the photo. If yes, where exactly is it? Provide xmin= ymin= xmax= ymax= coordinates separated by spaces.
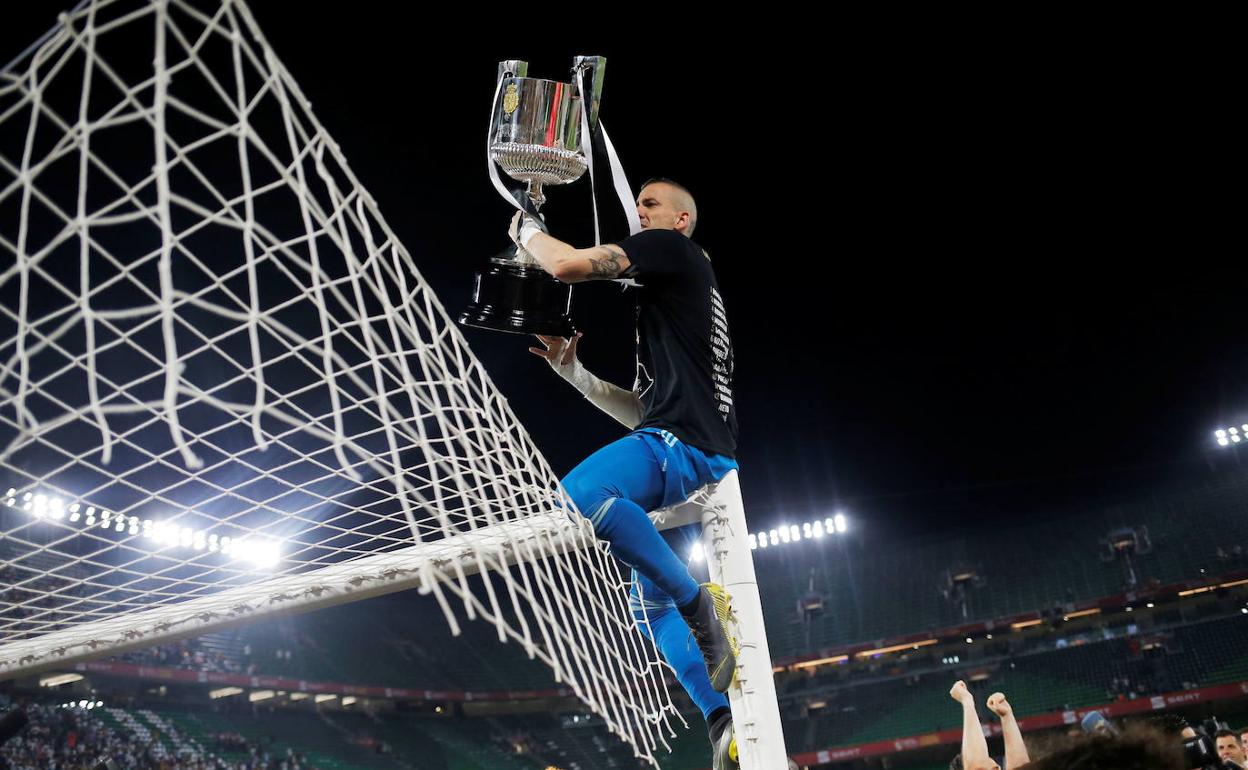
xmin=5 ymin=468 xmax=1248 ymax=769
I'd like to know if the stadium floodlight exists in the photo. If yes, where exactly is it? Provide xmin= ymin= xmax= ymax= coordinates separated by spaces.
xmin=236 ymin=539 xmax=283 ymax=568
xmin=1213 ymin=424 xmax=1248 ymax=447
xmin=690 ymin=542 xmax=705 ymax=562
xmin=249 ymin=690 xmax=275 ymax=702
xmin=342 ymin=696 xmax=357 ymax=706
xmin=744 ymin=515 xmax=853 ymax=552
xmin=39 ymin=673 xmax=84 ymax=687
xmin=5 ymin=488 xmax=289 ymax=565
xmin=315 ymin=694 xmax=338 ymax=704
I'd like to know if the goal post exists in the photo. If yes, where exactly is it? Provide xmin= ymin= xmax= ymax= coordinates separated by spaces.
xmin=659 ymin=470 xmax=791 ymax=768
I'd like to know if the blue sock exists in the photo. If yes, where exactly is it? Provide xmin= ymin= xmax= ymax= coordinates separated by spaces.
xmin=634 ymin=602 xmax=729 ymax=722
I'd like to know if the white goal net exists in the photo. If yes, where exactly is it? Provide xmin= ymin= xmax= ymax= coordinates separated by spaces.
xmin=0 ymin=0 xmax=684 ymax=762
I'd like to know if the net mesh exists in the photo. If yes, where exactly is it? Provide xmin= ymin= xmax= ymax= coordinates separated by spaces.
xmin=0 ymin=0 xmax=682 ymax=762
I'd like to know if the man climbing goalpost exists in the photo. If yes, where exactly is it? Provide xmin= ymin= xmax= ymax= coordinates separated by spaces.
xmin=511 ymin=177 xmax=744 ymax=769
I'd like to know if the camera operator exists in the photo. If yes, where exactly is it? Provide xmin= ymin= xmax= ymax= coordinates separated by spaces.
xmin=1215 ymin=729 xmax=1246 ymax=768
xmin=1172 ymin=716 xmax=1244 ymax=770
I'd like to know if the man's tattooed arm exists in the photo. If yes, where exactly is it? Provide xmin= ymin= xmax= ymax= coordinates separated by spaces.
xmin=586 ymin=245 xmax=630 ymax=280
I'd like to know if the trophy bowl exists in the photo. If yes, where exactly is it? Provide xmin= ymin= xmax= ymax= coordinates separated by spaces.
xmin=489 ymin=76 xmax=589 ymax=188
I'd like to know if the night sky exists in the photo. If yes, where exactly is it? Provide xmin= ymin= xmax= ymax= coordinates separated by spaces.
xmin=3 ymin=6 xmax=1240 ymax=544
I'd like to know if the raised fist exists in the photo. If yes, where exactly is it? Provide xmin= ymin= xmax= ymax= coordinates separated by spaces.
xmin=987 ymin=692 xmax=1012 ymax=718
xmin=950 ymin=680 xmax=972 ymax=704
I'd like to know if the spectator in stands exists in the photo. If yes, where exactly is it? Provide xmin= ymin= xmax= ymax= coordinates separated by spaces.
xmin=0 ymin=701 xmax=323 ymax=770
xmin=1241 ymin=728 xmax=1248 ymax=756
xmin=949 ymin=680 xmax=999 ymax=770
xmin=986 ymin=691 xmax=1030 ymax=769
xmin=1216 ymin=729 xmax=1246 ymax=768
xmin=1014 ymin=724 xmax=1183 ymax=769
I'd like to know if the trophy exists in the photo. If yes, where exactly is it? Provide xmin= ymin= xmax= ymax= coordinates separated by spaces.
xmin=458 ymin=57 xmax=606 ymax=337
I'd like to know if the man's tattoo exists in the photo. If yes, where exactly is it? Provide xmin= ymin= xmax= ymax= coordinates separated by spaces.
xmin=587 ymin=245 xmax=626 ymax=279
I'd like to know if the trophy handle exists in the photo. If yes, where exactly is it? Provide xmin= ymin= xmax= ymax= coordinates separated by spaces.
xmin=572 ymin=56 xmax=606 ymax=134
xmin=497 ymin=60 xmax=529 ymax=80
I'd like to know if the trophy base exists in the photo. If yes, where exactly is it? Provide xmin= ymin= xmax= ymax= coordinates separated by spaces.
xmin=459 ymin=261 xmax=575 ymax=337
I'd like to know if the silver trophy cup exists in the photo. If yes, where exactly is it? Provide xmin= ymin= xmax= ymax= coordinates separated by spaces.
xmin=459 ymin=57 xmax=605 ymax=336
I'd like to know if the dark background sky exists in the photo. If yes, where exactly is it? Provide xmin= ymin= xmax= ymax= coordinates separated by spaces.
xmin=3 ymin=5 xmax=1240 ymax=544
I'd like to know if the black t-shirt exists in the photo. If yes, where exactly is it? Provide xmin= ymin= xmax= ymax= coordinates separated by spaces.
xmin=615 ymin=229 xmax=738 ymax=458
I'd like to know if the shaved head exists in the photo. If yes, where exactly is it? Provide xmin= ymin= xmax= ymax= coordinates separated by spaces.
xmin=639 ymin=177 xmax=698 ymax=237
